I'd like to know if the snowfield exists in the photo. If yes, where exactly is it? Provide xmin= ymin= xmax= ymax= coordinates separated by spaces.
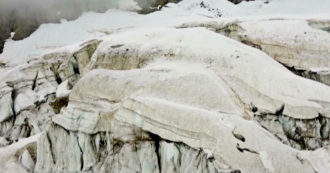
xmin=0 ymin=0 xmax=330 ymax=173
xmin=1 ymin=0 xmax=330 ymax=65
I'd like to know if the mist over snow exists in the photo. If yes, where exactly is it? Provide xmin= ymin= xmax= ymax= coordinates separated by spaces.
xmin=0 ymin=0 xmax=120 ymax=21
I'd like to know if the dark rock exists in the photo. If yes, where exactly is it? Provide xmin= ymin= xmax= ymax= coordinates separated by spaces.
xmin=255 ymin=112 xmax=330 ymax=150
xmin=136 ymin=0 xmax=182 ymax=14
xmin=285 ymin=65 xmax=330 ymax=86
xmin=228 ymin=0 xmax=255 ymax=4
xmin=50 ymin=97 xmax=69 ymax=114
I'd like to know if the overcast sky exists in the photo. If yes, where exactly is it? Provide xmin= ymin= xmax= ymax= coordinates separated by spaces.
xmin=0 ymin=0 xmax=121 ymax=20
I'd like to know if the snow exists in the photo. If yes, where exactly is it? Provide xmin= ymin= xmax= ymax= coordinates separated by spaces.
xmin=10 ymin=32 xmax=15 ymax=39
xmin=203 ymin=148 xmax=214 ymax=159
xmin=259 ymin=151 xmax=274 ymax=172
xmin=0 ymin=94 xmax=13 ymax=123
xmin=56 ymin=80 xmax=71 ymax=98
xmin=301 ymin=147 xmax=330 ymax=173
xmin=134 ymin=113 xmax=143 ymax=128
xmin=92 ymin=27 xmax=330 ymax=119
xmin=118 ymin=0 xmax=142 ymax=11
xmin=175 ymin=0 xmax=330 ymax=17
xmin=21 ymin=149 xmax=35 ymax=171
xmin=15 ymin=90 xmax=38 ymax=113
xmin=0 ymin=134 xmax=40 ymax=161
xmin=233 ymin=19 xmax=330 ymax=70
xmin=0 ymin=9 xmax=205 ymax=65
xmin=0 ymin=137 xmax=11 ymax=147
xmin=0 ymin=134 xmax=40 ymax=173
xmin=1 ymin=0 xmax=330 ymax=65
xmin=0 ymin=0 xmax=330 ymax=171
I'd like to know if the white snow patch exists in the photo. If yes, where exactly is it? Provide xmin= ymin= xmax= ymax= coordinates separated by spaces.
xmin=164 ymin=143 xmax=177 ymax=160
xmin=0 ymin=133 xmax=40 ymax=163
xmin=10 ymin=32 xmax=15 ymax=39
xmin=0 ymin=134 xmax=40 ymax=173
xmin=174 ymin=0 xmax=330 ymax=17
xmin=259 ymin=151 xmax=274 ymax=172
xmin=203 ymin=148 xmax=214 ymax=159
xmin=21 ymin=149 xmax=35 ymax=171
xmin=134 ymin=113 xmax=144 ymax=128
xmin=0 ymin=94 xmax=13 ymax=123
xmin=301 ymin=147 xmax=330 ymax=173
xmin=118 ymin=0 xmax=142 ymax=11
xmin=0 ymin=137 xmax=11 ymax=147
xmin=15 ymin=90 xmax=38 ymax=113
xmin=56 ymin=80 xmax=71 ymax=98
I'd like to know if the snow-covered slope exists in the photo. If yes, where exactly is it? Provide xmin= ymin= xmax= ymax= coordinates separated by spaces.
xmin=1 ymin=0 xmax=330 ymax=173
xmin=1 ymin=0 xmax=330 ymax=65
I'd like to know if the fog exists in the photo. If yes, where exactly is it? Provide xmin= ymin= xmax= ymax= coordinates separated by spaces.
xmin=0 ymin=0 xmax=129 ymax=52
xmin=0 ymin=0 xmax=120 ymax=22
xmin=0 ymin=0 xmax=172 ymax=53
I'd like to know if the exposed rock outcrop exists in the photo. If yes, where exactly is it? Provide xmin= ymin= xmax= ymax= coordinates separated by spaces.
xmin=255 ymin=110 xmax=330 ymax=150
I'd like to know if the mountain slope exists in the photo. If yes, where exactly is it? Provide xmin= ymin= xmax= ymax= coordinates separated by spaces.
xmin=0 ymin=0 xmax=330 ymax=172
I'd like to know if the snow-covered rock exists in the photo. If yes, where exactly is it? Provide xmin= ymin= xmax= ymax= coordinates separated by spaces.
xmin=55 ymin=80 xmax=71 ymax=98
xmin=36 ymin=27 xmax=330 ymax=172
xmin=0 ymin=0 xmax=330 ymax=173
xmin=0 ymin=134 xmax=39 ymax=173
xmin=21 ymin=149 xmax=35 ymax=172
xmin=179 ymin=18 xmax=330 ymax=85
xmin=89 ymin=27 xmax=330 ymax=119
xmin=119 ymin=0 xmax=143 ymax=11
